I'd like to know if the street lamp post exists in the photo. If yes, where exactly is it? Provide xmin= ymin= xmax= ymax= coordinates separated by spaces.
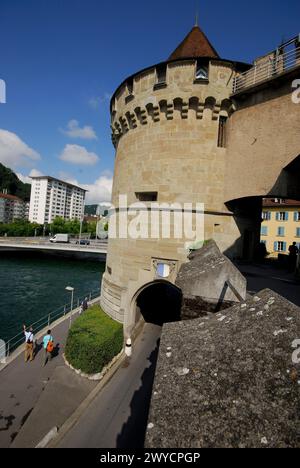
xmin=66 ymin=286 xmax=75 ymax=327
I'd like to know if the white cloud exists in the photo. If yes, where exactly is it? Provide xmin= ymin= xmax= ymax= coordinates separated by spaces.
xmin=59 ymin=144 xmax=99 ymax=166
xmin=89 ymin=93 xmax=111 ymax=109
xmin=17 ymin=169 xmax=44 ymax=184
xmin=0 ymin=129 xmax=41 ymax=168
xmin=64 ymin=172 xmax=113 ymax=204
xmin=60 ymin=120 xmax=97 ymax=140
xmin=83 ymin=174 xmax=113 ymax=204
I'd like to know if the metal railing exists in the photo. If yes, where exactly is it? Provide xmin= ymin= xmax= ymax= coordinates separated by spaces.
xmin=233 ymin=44 xmax=300 ymax=94
xmin=0 ymin=288 xmax=101 ymax=361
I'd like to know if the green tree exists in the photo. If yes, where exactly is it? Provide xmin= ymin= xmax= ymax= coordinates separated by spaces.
xmin=0 ymin=163 xmax=31 ymax=201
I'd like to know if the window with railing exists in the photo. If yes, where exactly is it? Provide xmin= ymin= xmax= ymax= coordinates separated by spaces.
xmin=274 ymin=241 xmax=286 ymax=252
xmin=276 ymin=212 xmax=289 ymax=221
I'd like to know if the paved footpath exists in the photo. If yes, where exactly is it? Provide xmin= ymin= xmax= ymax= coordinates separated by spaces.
xmin=52 ymin=323 xmax=162 ymax=449
xmin=0 ymin=309 xmax=88 ymax=448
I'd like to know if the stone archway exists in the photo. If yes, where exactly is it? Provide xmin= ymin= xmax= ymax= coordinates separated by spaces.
xmin=134 ymin=281 xmax=183 ymax=326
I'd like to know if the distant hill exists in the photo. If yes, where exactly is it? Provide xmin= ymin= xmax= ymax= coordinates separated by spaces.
xmin=85 ymin=205 xmax=98 ymax=215
xmin=0 ymin=163 xmax=31 ymax=201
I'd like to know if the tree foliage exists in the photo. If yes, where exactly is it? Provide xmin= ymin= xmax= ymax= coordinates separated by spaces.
xmin=0 ymin=163 xmax=31 ymax=201
xmin=0 ymin=220 xmax=43 ymax=237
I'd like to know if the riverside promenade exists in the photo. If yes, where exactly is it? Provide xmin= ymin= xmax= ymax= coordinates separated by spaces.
xmin=0 ymin=300 xmax=162 ymax=449
xmin=0 ymin=303 xmax=98 ymax=448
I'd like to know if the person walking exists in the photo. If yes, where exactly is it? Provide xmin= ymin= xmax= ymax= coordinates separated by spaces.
xmin=23 ymin=325 xmax=34 ymax=363
xmin=288 ymin=242 xmax=299 ymax=272
xmin=42 ymin=330 xmax=54 ymax=367
xmin=81 ymin=297 xmax=88 ymax=313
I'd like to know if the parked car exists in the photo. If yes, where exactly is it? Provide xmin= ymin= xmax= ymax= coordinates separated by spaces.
xmin=50 ymin=234 xmax=70 ymax=244
xmin=76 ymin=239 xmax=90 ymax=246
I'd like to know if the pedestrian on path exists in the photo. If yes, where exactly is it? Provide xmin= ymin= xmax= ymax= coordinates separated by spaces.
xmin=23 ymin=325 xmax=34 ymax=362
xmin=288 ymin=242 xmax=299 ymax=272
xmin=82 ymin=297 xmax=88 ymax=312
xmin=42 ymin=330 xmax=54 ymax=367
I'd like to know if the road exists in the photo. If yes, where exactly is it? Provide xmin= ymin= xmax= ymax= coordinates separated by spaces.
xmin=53 ymin=323 xmax=161 ymax=449
xmin=0 ymin=237 xmax=108 ymax=257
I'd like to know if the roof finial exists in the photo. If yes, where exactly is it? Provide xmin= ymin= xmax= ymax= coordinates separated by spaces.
xmin=195 ymin=1 xmax=199 ymax=27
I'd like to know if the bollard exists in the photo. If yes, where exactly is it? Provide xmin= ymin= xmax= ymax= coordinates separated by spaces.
xmin=125 ymin=338 xmax=132 ymax=358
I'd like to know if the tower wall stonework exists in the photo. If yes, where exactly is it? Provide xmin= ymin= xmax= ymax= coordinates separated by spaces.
xmin=101 ymin=59 xmax=247 ymax=334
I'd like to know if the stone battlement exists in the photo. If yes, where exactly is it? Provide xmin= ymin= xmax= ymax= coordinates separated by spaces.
xmin=111 ymin=59 xmax=238 ymax=147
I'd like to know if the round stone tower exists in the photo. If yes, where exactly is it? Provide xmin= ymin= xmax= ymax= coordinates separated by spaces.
xmin=101 ymin=25 xmax=250 ymax=334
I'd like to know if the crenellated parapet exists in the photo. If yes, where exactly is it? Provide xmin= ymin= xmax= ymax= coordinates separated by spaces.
xmin=110 ymin=57 xmax=240 ymax=147
xmin=111 ymin=95 xmax=235 ymax=147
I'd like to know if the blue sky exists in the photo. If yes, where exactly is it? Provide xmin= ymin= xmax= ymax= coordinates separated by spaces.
xmin=0 ymin=0 xmax=299 ymax=203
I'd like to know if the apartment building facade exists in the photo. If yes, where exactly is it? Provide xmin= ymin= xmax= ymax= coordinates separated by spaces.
xmin=0 ymin=193 xmax=29 ymax=223
xmin=261 ymin=199 xmax=300 ymax=257
xmin=29 ymin=176 xmax=87 ymax=225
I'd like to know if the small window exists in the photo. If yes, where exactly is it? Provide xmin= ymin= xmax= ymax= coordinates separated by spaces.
xmin=277 ymin=227 xmax=285 ymax=236
xmin=218 ymin=116 xmax=227 ymax=148
xmin=261 ymin=226 xmax=268 ymax=236
xmin=296 ymin=228 xmax=300 ymax=237
xmin=156 ymin=66 xmax=167 ymax=84
xmin=276 ymin=212 xmax=289 ymax=221
xmin=125 ymin=79 xmax=135 ymax=104
xmin=195 ymin=63 xmax=208 ymax=81
xmin=135 ymin=192 xmax=158 ymax=202
xmin=127 ymin=79 xmax=133 ymax=95
xmin=262 ymin=211 xmax=271 ymax=221
xmin=294 ymin=212 xmax=300 ymax=222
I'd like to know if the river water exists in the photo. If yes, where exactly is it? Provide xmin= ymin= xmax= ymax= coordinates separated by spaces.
xmin=0 ymin=251 xmax=105 ymax=343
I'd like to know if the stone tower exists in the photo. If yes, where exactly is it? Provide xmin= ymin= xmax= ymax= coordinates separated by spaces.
xmin=101 ymin=25 xmax=251 ymax=334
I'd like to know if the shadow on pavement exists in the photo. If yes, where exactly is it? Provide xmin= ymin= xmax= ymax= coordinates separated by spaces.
xmin=116 ymin=339 xmax=160 ymax=448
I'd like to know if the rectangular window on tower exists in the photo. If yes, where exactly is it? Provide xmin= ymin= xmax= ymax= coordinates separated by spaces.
xmin=135 ymin=192 xmax=158 ymax=202
xmin=154 ymin=66 xmax=167 ymax=90
xmin=125 ymin=79 xmax=134 ymax=104
xmin=218 ymin=116 xmax=228 ymax=148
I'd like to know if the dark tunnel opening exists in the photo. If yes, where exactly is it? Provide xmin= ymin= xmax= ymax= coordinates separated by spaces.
xmin=136 ymin=282 xmax=182 ymax=326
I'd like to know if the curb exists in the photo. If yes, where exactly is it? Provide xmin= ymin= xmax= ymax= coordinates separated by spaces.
xmin=36 ymin=427 xmax=58 ymax=449
xmin=63 ymin=349 xmax=124 ymax=381
xmin=46 ymin=350 xmax=127 ymax=448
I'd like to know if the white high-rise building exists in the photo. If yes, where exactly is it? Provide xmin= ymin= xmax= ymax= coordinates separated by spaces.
xmin=29 ymin=176 xmax=87 ymax=224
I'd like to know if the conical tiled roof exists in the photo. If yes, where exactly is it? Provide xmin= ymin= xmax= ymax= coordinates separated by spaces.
xmin=169 ymin=26 xmax=219 ymax=60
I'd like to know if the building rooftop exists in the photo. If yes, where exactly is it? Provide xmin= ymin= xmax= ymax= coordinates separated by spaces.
xmin=30 ymin=176 xmax=88 ymax=192
xmin=169 ymin=25 xmax=219 ymax=60
xmin=263 ymin=198 xmax=300 ymax=208
xmin=0 ymin=193 xmax=23 ymax=202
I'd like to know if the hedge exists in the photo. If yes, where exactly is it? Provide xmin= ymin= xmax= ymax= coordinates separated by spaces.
xmin=65 ymin=305 xmax=123 ymax=375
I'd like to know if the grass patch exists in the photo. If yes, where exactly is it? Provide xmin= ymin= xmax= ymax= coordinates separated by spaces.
xmin=65 ymin=305 xmax=123 ymax=375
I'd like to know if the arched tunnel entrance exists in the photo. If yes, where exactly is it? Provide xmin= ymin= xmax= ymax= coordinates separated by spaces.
xmin=135 ymin=281 xmax=182 ymax=326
